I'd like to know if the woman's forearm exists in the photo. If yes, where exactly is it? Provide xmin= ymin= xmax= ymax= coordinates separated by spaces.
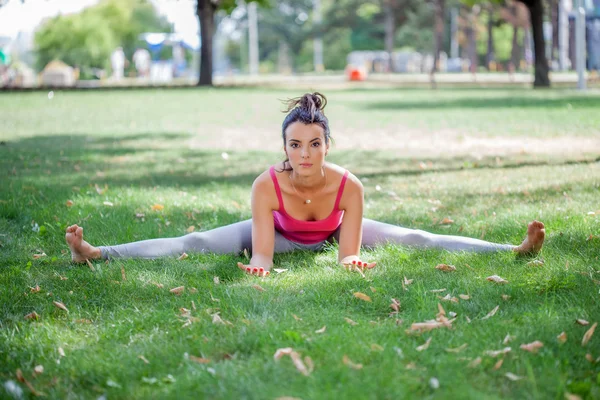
xmin=250 ymin=254 xmax=273 ymax=270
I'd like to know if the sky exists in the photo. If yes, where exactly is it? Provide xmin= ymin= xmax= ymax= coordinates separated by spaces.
xmin=0 ymin=0 xmax=199 ymax=39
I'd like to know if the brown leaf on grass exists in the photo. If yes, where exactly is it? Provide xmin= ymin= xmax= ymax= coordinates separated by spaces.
xmin=342 ymin=355 xmax=363 ymax=370
xmin=292 ymin=314 xmax=302 ymax=321
xmin=58 ymin=275 xmax=68 ymax=280
xmin=526 ymin=259 xmax=544 ymax=267
xmin=211 ymin=313 xmax=232 ymax=326
xmin=370 ymin=286 xmax=377 ymax=293
xmin=213 ymin=276 xmax=220 ymax=285
xmin=58 ymin=347 xmax=65 ymax=357
xmin=315 ymin=326 xmax=326 ymax=334
xmin=353 ymin=292 xmax=372 ymax=302
xmin=468 ymin=357 xmax=482 ymax=368
xmin=274 ymin=347 xmax=294 ymax=360
xmin=449 ymin=311 xmax=457 ymax=318
xmin=459 ymin=294 xmax=470 ymax=300
xmin=186 ymin=226 xmax=195 ymax=233
xmin=135 ymin=213 xmax=145 ymax=218
xmin=576 ymin=319 xmax=589 ymax=326
xmin=189 ymin=355 xmax=210 ymax=364
xmin=170 ymin=286 xmax=185 ymax=295
xmin=390 ymin=298 xmax=400 ymax=312
xmin=273 ymin=268 xmax=288 ymax=274
xmin=153 ymin=282 xmax=164 ymax=289
xmin=437 ymin=303 xmax=446 ymax=318
xmin=445 ymin=344 xmax=468 ymax=353
xmin=416 ymin=337 xmax=432 ymax=352
xmin=440 ymin=217 xmax=454 ymax=225
xmin=86 ymin=259 xmax=95 ymax=271
xmin=557 ymin=332 xmax=567 ymax=344
xmin=210 ymin=294 xmax=220 ymax=303
xmin=492 ymin=358 xmax=504 ymax=370
xmin=585 ymin=353 xmax=594 ymax=363
xmin=33 ymin=365 xmax=44 ymax=375
xmin=503 ymin=334 xmax=515 ymax=345
xmin=438 ymin=294 xmax=459 ymax=303
xmin=189 ymin=287 xmax=198 ymax=294
xmin=345 ymin=317 xmax=358 ymax=326
xmin=30 ymin=285 xmax=41 ymax=293
xmin=520 ymin=341 xmax=544 ymax=353
xmin=66 ymin=200 xmax=74 ymax=207
xmin=485 ymin=347 xmax=512 ymax=357
xmin=304 ymin=356 xmax=314 ymax=374
xmin=482 ymin=305 xmax=500 ymax=320
xmin=177 ymin=253 xmax=188 ymax=260
xmin=487 ymin=275 xmax=508 ymax=284
xmin=252 ymin=284 xmax=266 ymax=292
xmin=582 ymin=322 xmax=597 ymax=346
xmin=179 ymin=308 xmax=191 ymax=317
xmin=274 ymin=348 xmax=310 ymax=376
xmin=120 ymin=266 xmax=126 ymax=281
xmin=371 ymin=344 xmax=384 ymax=352
xmin=15 ymin=368 xmax=44 ymax=397
xmin=435 ymin=264 xmax=456 ymax=272
xmin=151 ymin=204 xmax=164 ymax=211
xmin=505 ymin=372 xmax=524 ymax=381
xmin=403 ymin=276 xmax=414 ymax=285
xmin=33 ymin=253 xmax=46 ymax=259
xmin=501 ymin=294 xmax=511 ymax=301
xmin=138 ymin=355 xmax=150 ymax=364
xmin=410 ymin=320 xmax=450 ymax=333
xmin=24 ymin=311 xmax=40 ymax=320
xmin=565 ymin=393 xmax=583 ymax=400
xmin=53 ymin=301 xmax=69 ymax=313
xmin=430 ymin=288 xmax=447 ymax=293
xmin=103 ymin=201 xmax=114 ymax=207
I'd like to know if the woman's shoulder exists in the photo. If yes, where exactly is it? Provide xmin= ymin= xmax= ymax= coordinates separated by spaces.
xmin=325 ymin=163 xmax=363 ymax=192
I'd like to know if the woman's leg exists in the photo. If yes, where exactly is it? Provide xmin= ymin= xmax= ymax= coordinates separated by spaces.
xmin=68 ymin=220 xmax=300 ymax=261
xmin=360 ymin=218 xmax=516 ymax=252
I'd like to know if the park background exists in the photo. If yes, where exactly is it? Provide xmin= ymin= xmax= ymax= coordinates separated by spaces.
xmin=1 ymin=0 xmax=600 ymax=399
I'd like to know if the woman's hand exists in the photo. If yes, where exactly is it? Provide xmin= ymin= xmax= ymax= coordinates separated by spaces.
xmin=237 ymin=262 xmax=270 ymax=277
xmin=340 ymin=256 xmax=376 ymax=272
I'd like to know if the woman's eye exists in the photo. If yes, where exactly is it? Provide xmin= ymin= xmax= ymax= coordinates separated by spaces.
xmin=312 ymin=142 xmax=320 ymax=147
xmin=290 ymin=143 xmax=299 ymax=148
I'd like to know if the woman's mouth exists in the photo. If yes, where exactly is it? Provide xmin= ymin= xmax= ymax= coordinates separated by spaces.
xmin=299 ymin=163 xmax=313 ymax=167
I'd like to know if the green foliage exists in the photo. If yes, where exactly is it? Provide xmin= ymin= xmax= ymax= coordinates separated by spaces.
xmin=34 ymin=0 xmax=170 ymax=74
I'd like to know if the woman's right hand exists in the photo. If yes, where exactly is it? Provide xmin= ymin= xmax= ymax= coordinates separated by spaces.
xmin=237 ymin=262 xmax=270 ymax=277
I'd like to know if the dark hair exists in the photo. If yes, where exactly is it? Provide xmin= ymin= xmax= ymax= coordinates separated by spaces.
xmin=279 ymin=92 xmax=331 ymax=171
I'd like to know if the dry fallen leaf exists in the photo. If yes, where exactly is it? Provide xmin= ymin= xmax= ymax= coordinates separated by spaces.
xmin=437 ymin=303 xmax=446 ymax=318
xmin=212 ymin=276 xmax=220 ymax=285
xmin=576 ymin=319 xmax=590 ymax=326
xmin=501 ymin=294 xmax=511 ymax=301
xmin=485 ymin=347 xmax=512 ymax=357
xmin=273 ymin=268 xmax=288 ymax=274
xmin=505 ymin=372 xmax=524 ymax=381
xmin=459 ymin=294 xmax=470 ymax=300
xmin=353 ymin=292 xmax=372 ymax=302
xmin=170 ymin=286 xmax=185 ymax=295
xmin=416 ymin=337 xmax=432 ymax=352
xmin=345 ymin=317 xmax=358 ymax=326
xmin=292 ymin=314 xmax=302 ymax=321
xmin=186 ymin=226 xmax=195 ymax=233
xmin=189 ymin=355 xmax=210 ymax=364
xmin=435 ymin=264 xmax=456 ymax=272
xmin=439 ymin=294 xmax=459 ymax=303
xmin=211 ymin=313 xmax=232 ymax=326
xmin=468 ymin=357 xmax=482 ymax=368
xmin=189 ymin=287 xmax=198 ymax=294
xmin=315 ymin=325 xmax=327 ymax=334
xmin=487 ymin=275 xmax=509 ymax=284
xmin=492 ymin=358 xmax=504 ymax=370
xmin=445 ymin=344 xmax=468 ymax=353
xmin=342 ymin=355 xmax=363 ymax=370
xmin=252 ymin=284 xmax=266 ymax=292
xmin=582 ymin=322 xmax=597 ymax=346
xmin=520 ymin=340 xmax=544 ymax=353
xmin=151 ymin=204 xmax=164 ymax=211
xmin=440 ymin=217 xmax=454 ymax=225
xmin=403 ymin=276 xmax=414 ymax=285
xmin=526 ymin=259 xmax=544 ymax=267
xmin=503 ymin=334 xmax=515 ymax=345
xmin=53 ymin=301 xmax=69 ymax=313
xmin=33 ymin=365 xmax=44 ymax=375
xmin=177 ymin=253 xmax=188 ymax=261
xmin=274 ymin=347 xmax=294 ymax=360
xmin=30 ymin=285 xmax=41 ymax=293
xmin=15 ymin=368 xmax=44 ymax=397
xmin=557 ymin=332 xmax=567 ymax=344
xmin=33 ymin=252 xmax=46 ymax=259
xmin=390 ymin=298 xmax=400 ymax=312
xmin=24 ymin=311 xmax=39 ymax=320
xmin=430 ymin=288 xmax=447 ymax=293
xmin=138 ymin=355 xmax=150 ymax=364
xmin=103 ymin=201 xmax=114 ymax=207
xmin=58 ymin=347 xmax=66 ymax=357
xmin=482 ymin=305 xmax=500 ymax=320
xmin=585 ymin=353 xmax=594 ymax=363
xmin=86 ymin=259 xmax=95 ymax=271
xmin=565 ymin=393 xmax=583 ymax=400
xmin=274 ymin=348 xmax=310 ymax=376
xmin=66 ymin=200 xmax=74 ymax=207
xmin=410 ymin=320 xmax=451 ymax=333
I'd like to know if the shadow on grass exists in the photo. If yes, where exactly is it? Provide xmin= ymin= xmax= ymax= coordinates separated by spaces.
xmin=359 ymin=95 xmax=600 ymax=111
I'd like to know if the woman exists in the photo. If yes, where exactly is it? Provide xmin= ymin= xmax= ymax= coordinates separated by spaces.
xmin=66 ymin=93 xmax=545 ymax=277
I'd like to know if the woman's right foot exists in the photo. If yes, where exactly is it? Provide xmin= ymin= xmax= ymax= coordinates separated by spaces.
xmin=514 ymin=220 xmax=545 ymax=255
xmin=65 ymin=224 xmax=101 ymax=263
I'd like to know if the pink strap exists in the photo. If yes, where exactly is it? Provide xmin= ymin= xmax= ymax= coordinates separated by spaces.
xmin=334 ymin=170 xmax=349 ymax=210
xmin=269 ymin=166 xmax=285 ymax=211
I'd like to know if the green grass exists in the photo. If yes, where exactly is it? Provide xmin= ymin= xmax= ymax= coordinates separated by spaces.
xmin=1 ymin=87 xmax=599 ymax=399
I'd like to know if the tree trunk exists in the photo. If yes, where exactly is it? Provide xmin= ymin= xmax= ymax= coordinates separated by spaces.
xmin=520 ymin=0 xmax=550 ymax=87
xmin=511 ymin=24 xmax=520 ymax=71
xmin=550 ymin=0 xmax=559 ymax=64
xmin=196 ymin=0 xmax=216 ymax=86
xmin=467 ymin=8 xmax=477 ymax=73
xmin=486 ymin=7 xmax=495 ymax=70
xmin=431 ymin=0 xmax=445 ymax=74
xmin=384 ymin=0 xmax=396 ymax=72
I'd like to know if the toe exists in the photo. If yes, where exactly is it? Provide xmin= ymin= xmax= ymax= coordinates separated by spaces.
xmin=76 ymin=227 xmax=83 ymax=237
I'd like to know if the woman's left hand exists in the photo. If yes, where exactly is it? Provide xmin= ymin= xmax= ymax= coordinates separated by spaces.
xmin=340 ymin=256 xmax=376 ymax=272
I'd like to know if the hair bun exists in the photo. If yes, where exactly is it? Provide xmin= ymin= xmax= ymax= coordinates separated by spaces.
xmin=283 ymin=92 xmax=327 ymax=121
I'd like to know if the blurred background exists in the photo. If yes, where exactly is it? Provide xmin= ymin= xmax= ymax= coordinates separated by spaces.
xmin=0 ymin=0 xmax=599 ymax=88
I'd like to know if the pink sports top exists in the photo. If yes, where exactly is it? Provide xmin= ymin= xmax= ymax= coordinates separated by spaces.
xmin=269 ymin=166 xmax=349 ymax=244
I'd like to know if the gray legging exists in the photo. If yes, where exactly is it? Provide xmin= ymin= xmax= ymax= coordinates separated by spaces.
xmin=99 ymin=218 xmax=515 ymax=259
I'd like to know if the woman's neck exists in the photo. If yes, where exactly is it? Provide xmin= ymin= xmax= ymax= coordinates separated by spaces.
xmin=289 ymin=167 xmax=326 ymax=192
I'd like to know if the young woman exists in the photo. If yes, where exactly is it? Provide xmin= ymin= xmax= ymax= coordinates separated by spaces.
xmin=66 ymin=93 xmax=545 ymax=277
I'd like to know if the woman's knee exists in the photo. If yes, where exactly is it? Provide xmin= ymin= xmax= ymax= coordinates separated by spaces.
xmin=402 ymin=229 xmax=434 ymax=247
xmin=182 ymin=232 xmax=208 ymax=251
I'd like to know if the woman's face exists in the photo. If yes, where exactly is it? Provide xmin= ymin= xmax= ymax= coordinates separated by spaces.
xmin=284 ymin=122 xmax=329 ymax=175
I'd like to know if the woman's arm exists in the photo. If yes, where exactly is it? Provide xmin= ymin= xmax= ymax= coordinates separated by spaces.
xmin=248 ymin=174 xmax=276 ymax=270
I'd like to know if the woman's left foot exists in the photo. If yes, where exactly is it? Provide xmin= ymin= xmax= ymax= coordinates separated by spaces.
xmin=514 ymin=221 xmax=545 ymax=255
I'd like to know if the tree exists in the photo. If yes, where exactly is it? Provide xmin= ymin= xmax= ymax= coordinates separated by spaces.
xmin=195 ymin=0 xmax=267 ymax=86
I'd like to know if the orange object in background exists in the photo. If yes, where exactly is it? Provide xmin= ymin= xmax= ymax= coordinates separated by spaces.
xmin=346 ymin=66 xmax=366 ymax=81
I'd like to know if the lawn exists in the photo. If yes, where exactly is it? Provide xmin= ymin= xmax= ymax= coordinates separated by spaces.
xmin=0 ymin=87 xmax=599 ymax=399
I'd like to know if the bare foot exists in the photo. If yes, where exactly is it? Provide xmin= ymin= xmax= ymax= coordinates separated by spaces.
xmin=514 ymin=220 xmax=545 ymax=255
xmin=65 ymin=224 xmax=101 ymax=263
